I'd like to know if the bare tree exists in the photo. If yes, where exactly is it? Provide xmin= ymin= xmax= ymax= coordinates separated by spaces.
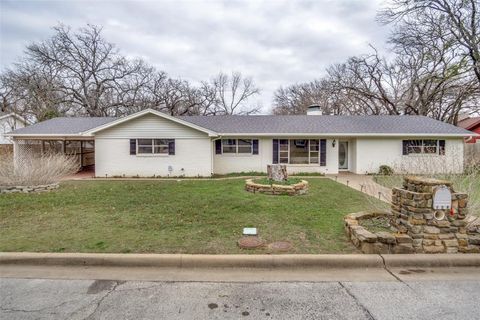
xmin=24 ymin=24 xmax=149 ymax=117
xmin=272 ymin=2 xmax=480 ymax=122
xmin=208 ymin=72 xmax=261 ymax=115
xmin=1 ymin=24 xmax=263 ymax=120
xmin=379 ymin=0 xmax=480 ymax=85
xmin=0 ymin=63 xmax=70 ymax=121
xmin=272 ymin=79 xmax=345 ymax=115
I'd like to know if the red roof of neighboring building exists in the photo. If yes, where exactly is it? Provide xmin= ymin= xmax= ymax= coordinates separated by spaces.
xmin=458 ymin=117 xmax=480 ymax=130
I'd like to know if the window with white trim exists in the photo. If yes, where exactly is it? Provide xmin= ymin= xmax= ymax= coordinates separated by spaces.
xmin=402 ymin=140 xmax=445 ymax=155
xmin=137 ymin=139 xmax=170 ymax=155
xmin=221 ymin=139 xmax=253 ymax=154
xmin=277 ymin=139 xmax=321 ymax=164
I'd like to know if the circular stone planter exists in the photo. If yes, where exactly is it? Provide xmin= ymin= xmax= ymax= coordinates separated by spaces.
xmin=245 ymin=179 xmax=308 ymax=196
xmin=0 ymin=183 xmax=59 ymax=194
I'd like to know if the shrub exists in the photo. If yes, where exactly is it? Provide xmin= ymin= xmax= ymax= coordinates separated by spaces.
xmin=378 ymin=165 xmax=394 ymax=176
xmin=0 ymin=154 xmax=79 ymax=187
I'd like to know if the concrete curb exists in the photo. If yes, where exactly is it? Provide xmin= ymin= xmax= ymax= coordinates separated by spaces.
xmin=0 ymin=253 xmax=383 ymax=269
xmin=382 ymin=254 xmax=480 ymax=268
xmin=1 ymin=253 xmax=479 ymax=269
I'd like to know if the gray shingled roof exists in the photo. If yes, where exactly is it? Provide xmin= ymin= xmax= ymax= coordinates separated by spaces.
xmin=179 ymin=115 xmax=473 ymax=135
xmin=8 ymin=114 xmax=473 ymax=136
xmin=9 ymin=117 xmax=115 ymax=135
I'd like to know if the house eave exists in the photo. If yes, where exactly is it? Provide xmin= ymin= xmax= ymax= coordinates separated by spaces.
xmin=7 ymin=133 xmax=92 ymax=140
xmin=216 ymin=132 xmax=475 ymax=138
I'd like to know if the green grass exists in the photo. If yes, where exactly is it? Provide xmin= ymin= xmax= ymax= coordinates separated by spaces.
xmin=0 ymin=179 xmax=382 ymax=254
xmin=252 ymin=178 xmax=303 ymax=185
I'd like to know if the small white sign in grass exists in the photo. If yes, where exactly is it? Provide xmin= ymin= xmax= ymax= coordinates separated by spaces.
xmin=243 ymin=227 xmax=257 ymax=236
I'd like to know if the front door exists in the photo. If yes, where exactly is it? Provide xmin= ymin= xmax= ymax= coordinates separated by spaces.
xmin=338 ymin=141 xmax=348 ymax=169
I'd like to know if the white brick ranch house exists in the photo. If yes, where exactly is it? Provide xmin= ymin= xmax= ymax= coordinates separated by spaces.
xmin=6 ymin=107 xmax=476 ymax=177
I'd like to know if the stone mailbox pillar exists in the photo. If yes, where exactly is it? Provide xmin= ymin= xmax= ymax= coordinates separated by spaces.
xmin=391 ymin=176 xmax=477 ymax=253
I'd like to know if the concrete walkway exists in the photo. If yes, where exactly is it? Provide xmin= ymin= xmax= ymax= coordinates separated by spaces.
xmin=328 ymin=173 xmax=392 ymax=203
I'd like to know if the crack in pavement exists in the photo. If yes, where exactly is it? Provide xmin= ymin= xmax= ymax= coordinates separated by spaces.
xmin=338 ymin=282 xmax=375 ymax=320
xmin=82 ymin=280 xmax=124 ymax=320
xmin=0 ymin=299 xmax=78 ymax=315
xmin=378 ymin=254 xmax=414 ymax=290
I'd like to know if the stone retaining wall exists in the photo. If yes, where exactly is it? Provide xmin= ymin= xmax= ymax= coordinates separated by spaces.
xmin=345 ymin=176 xmax=480 ymax=254
xmin=245 ymin=179 xmax=308 ymax=196
xmin=344 ymin=211 xmax=417 ymax=254
xmin=0 ymin=183 xmax=59 ymax=194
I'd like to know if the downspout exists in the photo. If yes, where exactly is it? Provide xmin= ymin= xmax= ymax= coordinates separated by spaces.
xmin=465 ymin=135 xmax=475 ymax=143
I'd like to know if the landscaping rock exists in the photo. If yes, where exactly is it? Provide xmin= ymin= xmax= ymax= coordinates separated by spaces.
xmin=245 ymin=179 xmax=308 ymax=196
xmin=346 ymin=176 xmax=479 ymax=254
xmin=423 ymin=245 xmax=445 ymax=253
xmin=353 ymin=228 xmax=377 ymax=243
xmin=376 ymin=232 xmax=396 ymax=244
xmin=395 ymin=234 xmax=413 ymax=244
xmin=393 ymin=243 xmax=414 ymax=254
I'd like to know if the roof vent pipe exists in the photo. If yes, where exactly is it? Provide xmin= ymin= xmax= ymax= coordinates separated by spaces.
xmin=307 ymin=104 xmax=322 ymax=115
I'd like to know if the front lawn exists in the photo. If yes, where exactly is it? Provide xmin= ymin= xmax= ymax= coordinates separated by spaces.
xmin=0 ymin=179 xmax=381 ymax=254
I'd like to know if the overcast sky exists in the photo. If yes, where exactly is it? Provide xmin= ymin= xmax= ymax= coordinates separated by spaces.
xmin=0 ymin=0 xmax=391 ymax=113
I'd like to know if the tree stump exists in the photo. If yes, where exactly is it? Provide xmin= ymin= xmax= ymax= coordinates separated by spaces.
xmin=267 ymin=164 xmax=288 ymax=182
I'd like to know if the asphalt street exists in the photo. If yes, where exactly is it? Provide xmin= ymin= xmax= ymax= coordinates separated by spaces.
xmin=1 ymin=277 xmax=479 ymax=320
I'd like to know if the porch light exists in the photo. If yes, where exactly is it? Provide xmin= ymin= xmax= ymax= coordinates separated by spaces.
xmin=332 ymin=139 xmax=336 ymax=148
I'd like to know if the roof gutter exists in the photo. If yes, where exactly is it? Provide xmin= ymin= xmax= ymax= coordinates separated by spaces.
xmin=215 ymin=132 xmax=476 ymax=138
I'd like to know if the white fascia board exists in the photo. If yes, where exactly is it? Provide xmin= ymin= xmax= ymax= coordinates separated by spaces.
xmin=217 ymin=132 xmax=475 ymax=138
xmin=6 ymin=134 xmax=92 ymax=140
xmin=83 ymin=109 xmax=218 ymax=137
xmin=0 ymin=113 xmax=28 ymax=123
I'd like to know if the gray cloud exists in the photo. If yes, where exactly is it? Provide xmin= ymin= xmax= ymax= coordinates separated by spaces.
xmin=0 ymin=0 xmax=391 ymax=113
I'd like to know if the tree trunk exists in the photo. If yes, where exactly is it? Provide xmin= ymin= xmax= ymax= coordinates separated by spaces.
xmin=267 ymin=164 xmax=288 ymax=182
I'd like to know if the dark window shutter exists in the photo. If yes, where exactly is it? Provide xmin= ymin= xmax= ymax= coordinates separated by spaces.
xmin=215 ymin=140 xmax=222 ymax=154
xmin=320 ymin=139 xmax=326 ymax=166
xmin=252 ymin=139 xmax=259 ymax=155
xmin=130 ymin=139 xmax=136 ymax=155
xmin=168 ymin=139 xmax=175 ymax=155
xmin=402 ymin=140 xmax=409 ymax=155
xmin=272 ymin=139 xmax=279 ymax=164
xmin=439 ymin=140 xmax=445 ymax=155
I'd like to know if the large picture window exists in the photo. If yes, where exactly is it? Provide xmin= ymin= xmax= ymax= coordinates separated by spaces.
xmin=274 ymin=139 xmax=323 ymax=165
xmin=402 ymin=140 xmax=445 ymax=155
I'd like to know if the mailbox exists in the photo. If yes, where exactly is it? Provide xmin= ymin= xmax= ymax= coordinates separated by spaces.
xmin=433 ymin=185 xmax=452 ymax=210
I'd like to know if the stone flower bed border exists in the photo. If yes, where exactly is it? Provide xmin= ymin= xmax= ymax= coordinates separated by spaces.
xmin=0 ymin=183 xmax=59 ymax=194
xmin=245 ymin=179 xmax=308 ymax=196
xmin=344 ymin=211 xmax=418 ymax=254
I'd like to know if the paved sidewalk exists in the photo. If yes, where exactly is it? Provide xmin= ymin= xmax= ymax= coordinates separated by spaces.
xmin=328 ymin=173 xmax=392 ymax=203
